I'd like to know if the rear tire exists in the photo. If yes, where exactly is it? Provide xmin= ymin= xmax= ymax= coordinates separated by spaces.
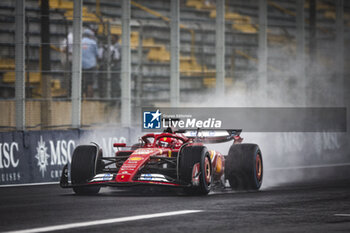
xmin=71 ymin=145 xmax=101 ymax=195
xmin=179 ymin=146 xmax=212 ymax=195
xmin=225 ymin=143 xmax=263 ymax=191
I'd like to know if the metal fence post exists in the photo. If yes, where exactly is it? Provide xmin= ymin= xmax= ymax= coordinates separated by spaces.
xmin=106 ymin=22 xmax=111 ymax=99
xmin=296 ymin=0 xmax=306 ymax=106
xmin=15 ymin=0 xmax=25 ymax=130
xmin=309 ymin=0 xmax=316 ymax=66
xmin=121 ymin=0 xmax=131 ymax=126
xmin=308 ymin=0 xmax=316 ymax=106
xmin=136 ymin=22 xmax=144 ymax=108
xmin=216 ymin=0 xmax=225 ymax=97
xmin=40 ymin=0 xmax=52 ymax=128
xmin=258 ymin=0 xmax=267 ymax=94
xmin=336 ymin=0 xmax=344 ymax=106
xmin=71 ymin=0 xmax=82 ymax=128
xmin=170 ymin=0 xmax=180 ymax=107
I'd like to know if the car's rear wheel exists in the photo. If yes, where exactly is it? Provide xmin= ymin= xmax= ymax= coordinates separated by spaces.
xmin=179 ymin=146 xmax=212 ymax=195
xmin=71 ymin=145 xmax=101 ymax=195
xmin=225 ymin=143 xmax=263 ymax=191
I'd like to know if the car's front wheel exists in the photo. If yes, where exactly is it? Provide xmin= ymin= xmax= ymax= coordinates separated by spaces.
xmin=71 ymin=145 xmax=101 ymax=195
xmin=179 ymin=146 xmax=212 ymax=195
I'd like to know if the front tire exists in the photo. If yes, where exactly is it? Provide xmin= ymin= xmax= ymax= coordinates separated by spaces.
xmin=225 ymin=143 xmax=263 ymax=191
xmin=71 ymin=145 xmax=101 ymax=195
xmin=179 ymin=146 xmax=212 ymax=195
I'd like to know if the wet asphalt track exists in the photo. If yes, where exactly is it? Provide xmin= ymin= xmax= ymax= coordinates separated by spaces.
xmin=0 ymin=178 xmax=350 ymax=233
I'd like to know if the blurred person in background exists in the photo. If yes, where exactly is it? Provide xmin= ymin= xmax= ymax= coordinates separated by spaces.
xmin=60 ymin=31 xmax=73 ymax=63
xmin=82 ymin=28 xmax=99 ymax=98
xmin=97 ymin=34 xmax=121 ymax=99
xmin=110 ymin=34 xmax=121 ymax=99
xmin=60 ymin=31 xmax=73 ymax=96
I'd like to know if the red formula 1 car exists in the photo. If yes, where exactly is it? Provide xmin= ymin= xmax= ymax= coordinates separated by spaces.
xmin=60 ymin=128 xmax=263 ymax=195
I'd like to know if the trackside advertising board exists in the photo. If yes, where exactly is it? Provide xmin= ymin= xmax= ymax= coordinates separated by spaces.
xmin=0 ymin=131 xmax=29 ymax=185
xmin=0 ymin=128 xmax=135 ymax=185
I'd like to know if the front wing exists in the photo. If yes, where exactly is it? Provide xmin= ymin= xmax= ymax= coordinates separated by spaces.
xmin=60 ymin=165 xmax=189 ymax=189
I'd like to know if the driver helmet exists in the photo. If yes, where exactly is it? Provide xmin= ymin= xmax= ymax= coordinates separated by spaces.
xmin=158 ymin=137 xmax=175 ymax=148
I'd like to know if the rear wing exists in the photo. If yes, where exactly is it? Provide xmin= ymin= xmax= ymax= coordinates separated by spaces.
xmin=176 ymin=129 xmax=242 ymax=144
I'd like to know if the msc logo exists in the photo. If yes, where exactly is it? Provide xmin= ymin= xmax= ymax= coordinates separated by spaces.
xmin=143 ymin=109 xmax=161 ymax=129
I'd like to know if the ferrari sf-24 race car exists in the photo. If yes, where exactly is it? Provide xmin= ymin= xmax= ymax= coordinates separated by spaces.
xmin=60 ymin=128 xmax=263 ymax=195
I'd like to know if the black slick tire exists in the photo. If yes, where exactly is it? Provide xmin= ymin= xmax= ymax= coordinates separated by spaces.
xmin=225 ymin=143 xmax=263 ymax=191
xmin=179 ymin=146 xmax=212 ymax=195
xmin=71 ymin=145 xmax=101 ymax=195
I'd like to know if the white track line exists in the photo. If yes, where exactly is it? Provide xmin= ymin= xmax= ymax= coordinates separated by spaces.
xmin=334 ymin=214 xmax=350 ymax=217
xmin=0 ymin=182 xmax=59 ymax=188
xmin=4 ymin=210 xmax=203 ymax=233
xmin=266 ymin=163 xmax=350 ymax=171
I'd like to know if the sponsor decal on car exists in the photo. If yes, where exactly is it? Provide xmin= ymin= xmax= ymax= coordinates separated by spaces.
xmin=139 ymin=174 xmax=168 ymax=182
xmin=90 ymin=173 xmax=114 ymax=182
xmin=121 ymin=171 xmax=131 ymax=175
xmin=129 ymin=157 xmax=143 ymax=161
xmin=134 ymin=148 xmax=157 ymax=155
xmin=103 ymin=173 xmax=113 ymax=180
xmin=142 ymin=174 xmax=152 ymax=181
xmin=120 ymin=165 xmax=137 ymax=170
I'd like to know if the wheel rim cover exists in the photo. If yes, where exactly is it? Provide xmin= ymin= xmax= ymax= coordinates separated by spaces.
xmin=204 ymin=157 xmax=211 ymax=184
xmin=256 ymin=154 xmax=262 ymax=181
